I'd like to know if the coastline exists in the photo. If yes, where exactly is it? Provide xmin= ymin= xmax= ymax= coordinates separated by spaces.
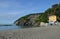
xmin=0 ymin=26 xmax=60 ymax=39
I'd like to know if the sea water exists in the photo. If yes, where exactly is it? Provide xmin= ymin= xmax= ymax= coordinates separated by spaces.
xmin=0 ymin=25 xmax=21 ymax=30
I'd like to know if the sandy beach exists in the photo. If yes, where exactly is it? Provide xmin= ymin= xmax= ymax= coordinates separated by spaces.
xmin=0 ymin=26 xmax=60 ymax=39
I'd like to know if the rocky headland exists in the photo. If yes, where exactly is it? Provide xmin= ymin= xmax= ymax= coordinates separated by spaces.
xmin=14 ymin=4 xmax=60 ymax=27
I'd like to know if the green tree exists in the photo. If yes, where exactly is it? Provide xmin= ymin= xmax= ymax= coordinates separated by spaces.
xmin=40 ymin=13 xmax=48 ymax=23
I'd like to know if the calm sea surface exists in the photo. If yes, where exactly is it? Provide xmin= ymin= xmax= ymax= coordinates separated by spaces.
xmin=0 ymin=25 xmax=21 ymax=30
xmin=0 ymin=24 xmax=34 ymax=30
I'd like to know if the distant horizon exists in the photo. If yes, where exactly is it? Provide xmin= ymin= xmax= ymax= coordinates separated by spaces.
xmin=0 ymin=0 xmax=60 ymax=24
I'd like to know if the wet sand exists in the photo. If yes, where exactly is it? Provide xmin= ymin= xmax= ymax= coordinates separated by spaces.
xmin=0 ymin=26 xmax=60 ymax=39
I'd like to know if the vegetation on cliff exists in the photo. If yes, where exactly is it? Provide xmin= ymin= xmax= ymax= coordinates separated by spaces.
xmin=14 ymin=3 xmax=60 ymax=26
xmin=45 ymin=3 xmax=60 ymax=21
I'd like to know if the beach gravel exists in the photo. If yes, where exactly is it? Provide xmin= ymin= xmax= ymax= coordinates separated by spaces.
xmin=0 ymin=26 xmax=60 ymax=39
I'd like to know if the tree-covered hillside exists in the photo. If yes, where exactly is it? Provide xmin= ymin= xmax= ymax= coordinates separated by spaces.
xmin=45 ymin=3 xmax=60 ymax=21
xmin=14 ymin=3 xmax=60 ymax=26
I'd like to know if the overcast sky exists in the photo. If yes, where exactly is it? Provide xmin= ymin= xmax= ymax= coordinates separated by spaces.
xmin=0 ymin=0 xmax=60 ymax=24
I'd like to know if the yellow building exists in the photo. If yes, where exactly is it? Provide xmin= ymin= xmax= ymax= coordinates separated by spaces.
xmin=49 ymin=15 xmax=57 ymax=22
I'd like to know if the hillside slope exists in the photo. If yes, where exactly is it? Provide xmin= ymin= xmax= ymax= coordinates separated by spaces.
xmin=14 ymin=3 xmax=60 ymax=27
xmin=14 ymin=13 xmax=48 ymax=27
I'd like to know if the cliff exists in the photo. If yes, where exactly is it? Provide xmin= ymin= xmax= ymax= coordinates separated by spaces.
xmin=14 ymin=3 xmax=60 ymax=27
xmin=14 ymin=13 xmax=48 ymax=27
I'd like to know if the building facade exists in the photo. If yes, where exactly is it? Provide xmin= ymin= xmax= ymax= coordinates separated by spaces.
xmin=48 ymin=15 xmax=57 ymax=25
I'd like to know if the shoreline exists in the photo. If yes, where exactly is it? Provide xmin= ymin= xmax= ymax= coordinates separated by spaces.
xmin=0 ymin=26 xmax=60 ymax=39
